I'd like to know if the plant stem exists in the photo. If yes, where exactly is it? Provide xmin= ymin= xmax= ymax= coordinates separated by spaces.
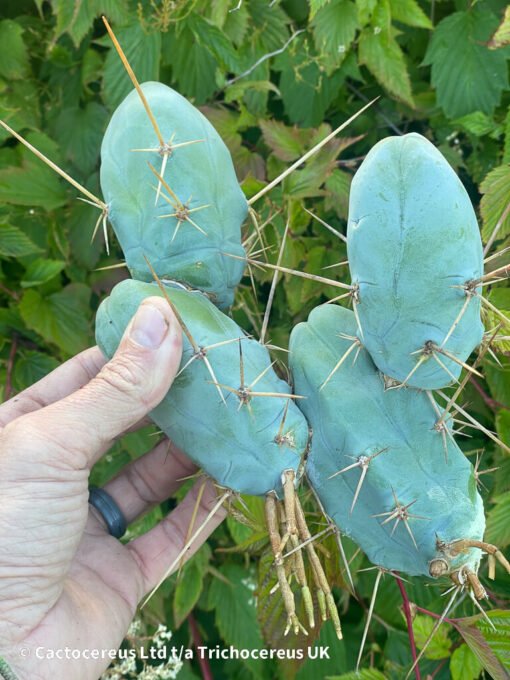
xmin=188 ymin=613 xmax=213 ymax=680
xmin=415 ymin=606 xmax=456 ymax=627
xmin=469 ymin=376 xmax=508 ymax=412
xmin=394 ymin=574 xmax=421 ymax=680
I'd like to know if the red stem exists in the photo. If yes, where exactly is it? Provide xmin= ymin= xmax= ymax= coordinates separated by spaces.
xmin=188 ymin=613 xmax=213 ymax=680
xmin=469 ymin=376 xmax=508 ymax=412
xmin=394 ymin=574 xmax=421 ymax=680
xmin=414 ymin=605 xmax=457 ymax=627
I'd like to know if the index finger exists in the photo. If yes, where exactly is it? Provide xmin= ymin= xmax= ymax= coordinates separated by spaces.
xmin=0 ymin=347 xmax=106 ymax=427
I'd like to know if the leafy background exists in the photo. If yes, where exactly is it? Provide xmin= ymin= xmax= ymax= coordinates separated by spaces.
xmin=1 ymin=0 xmax=510 ymax=678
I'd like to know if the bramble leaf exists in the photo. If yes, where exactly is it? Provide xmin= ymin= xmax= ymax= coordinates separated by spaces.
xmin=423 ymin=9 xmax=508 ymax=117
xmin=358 ymin=28 xmax=414 ymax=106
xmin=480 ymin=164 xmax=510 ymax=244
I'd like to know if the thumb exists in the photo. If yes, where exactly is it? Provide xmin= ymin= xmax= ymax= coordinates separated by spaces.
xmin=20 ymin=296 xmax=183 ymax=469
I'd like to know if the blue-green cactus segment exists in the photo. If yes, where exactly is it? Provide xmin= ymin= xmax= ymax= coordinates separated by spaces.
xmin=347 ymin=132 xmax=484 ymax=390
xmin=100 ymin=82 xmax=248 ymax=309
xmin=95 ymin=279 xmax=308 ymax=497
xmin=289 ymin=304 xmax=485 ymax=577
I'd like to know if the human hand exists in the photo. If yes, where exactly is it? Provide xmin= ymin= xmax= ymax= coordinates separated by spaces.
xmin=0 ymin=297 xmax=226 ymax=680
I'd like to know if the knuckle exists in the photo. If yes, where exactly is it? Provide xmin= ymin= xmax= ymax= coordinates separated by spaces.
xmin=95 ymin=355 xmax=146 ymax=400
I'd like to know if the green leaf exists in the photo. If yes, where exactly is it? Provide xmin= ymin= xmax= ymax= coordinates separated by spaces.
xmin=21 ymin=259 xmax=65 ymax=288
xmin=173 ymin=563 xmax=203 ymax=628
xmin=207 ymin=564 xmax=264 ymax=674
xmin=504 ymin=109 xmax=510 ymax=164
xmin=412 ymin=614 xmax=451 ymax=659
xmin=457 ymin=610 xmax=510 ymax=680
xmin=52 ymin=0 xmax=130 ymax=47
xmin=276 ymin=44 xmax=345 ymax=126
xmin=311 ymin=0 xmax=359 ymax=71
xmin=53 ymin=103 xmax=108 ymax=175
xmin=0 ymin=223 xmax=42 ymax=258
xmin=454 ymin=112 xmax=496 ymax=137
xmin=423 ymin=9 xmax=508 ymax=118
xmin=259 ymin=120 xmax=303 ymax=161
xmin=486 ymin=493 xmax=510 ymax=548
xmin=450 ymin=644 xmax=483 ymax=680
xmin=358 ymin=28 xmax=414 ymax=107
xmin=19 ymin=284 xmax=91 ymax=355
xmin=0 ymin=132 xmax=67 ymax=210
xmin=480 ymin=165 xmax=510 ymax=244
xmin=162 ymin=28 xmax=216 ymax=104
xmin=309 ymin=0 xmax=333 ymax=19
xmin=102 ymin=23 xmax=161 ymax=110
xmin=488 ymin=6 xmax=510 ymax=49
xmin=0 ymin=20 xmax=30 ymax=80
xmin=13 ymin=350 xmax=59 ymax=392
xmin=188 ymin=14 xmax=240 ymax=72
xmin=356 ymin=0 xmax=378 ymax=25
xmin=389 ymin=0 xmax=432 ymax=29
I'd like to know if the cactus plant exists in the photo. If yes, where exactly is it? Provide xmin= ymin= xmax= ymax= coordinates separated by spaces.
xmin=347 ymin=133 xmax=484 ymax=389
xmin=290 ymin=304 xmax=493 ymax=583
xmin=100 ymin=81 xmax=248 ymax=309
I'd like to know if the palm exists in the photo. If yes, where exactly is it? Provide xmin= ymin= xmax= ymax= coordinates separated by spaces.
xmin=0 ymin=341 xmax=225 ymax=680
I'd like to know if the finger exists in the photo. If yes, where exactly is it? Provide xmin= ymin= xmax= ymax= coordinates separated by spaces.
xmin=4 ymin=296 xmax=183 ymax=470
xmin=0 ymin=347 xmax=106 ymax=427
xmin=101 ymin=439 xmax=197 ymax=524
xmin=127 ymin=478 xmax=227 ymax=598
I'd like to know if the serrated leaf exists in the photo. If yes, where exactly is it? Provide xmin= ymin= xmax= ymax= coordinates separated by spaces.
xmin=162 ymin=28 xmax=216 ymax=104
xmin=325 ymin=168 xmax=352 ymax=219
xmin=309 ymin=0 xmax=333 ymax=19
xmin=173 ymin=563 xmax=203 ymax=628
xmin=454 ymin=112 xmax=496 ymax=137
xmin=13 ymin=350 xmax=59 ymax=392
xmin=53 ymin=103 xmax=108 ymax=175
xmin=423 ymin=9 xmax=508 ymax=118
xmin=0 ymin=223 xmax=42 ymax=258
xmin=276 ymin=44 xmax=345 ymax=126
xmin=188 ymin=14 xmax=240 ymax=72
xmin=504 ymin=109 xmax=510 ymax=164
xmin=52 ymin=0 xmax=130 ymax=47
xmin=208 ymin=564 xmax=264 ymax=674
xmin=488 ymin=6 xmax=510 ymax=49
xmin=259 ymin=120 xmax=304 ymax=161
xmin=457 ymin=610 xmax=510 ymax=680
xmin=450 ymin=643 xmax=483 ymax=680
xmin=102 ymin=23 xmax=161 ymax=110
xmin=0 ymin=132 xmax=67 ymax=210
xmin=356 ymin=0 xmax=378 ymax=24
xmin=358 ymin=28 xmax=414 ymax=107
xmin=311 ymin=0 xmax=359 ymax=71
xmin=389 ymin=0 xmax=432 ymax=29
xmin=412 ymin=614 xmax=451 ymax=659
xmin=21 ymin=259 xmax=65 ymax=288
xmin=480 ymin=165 xmax=510 ymax=244
xmin=19 ymin=283 xmax=91 ymax=355
xmin=0 ymin=20 xmax=30 ymax=80
xmin=486 ymin=494 xmax=510 ymax=548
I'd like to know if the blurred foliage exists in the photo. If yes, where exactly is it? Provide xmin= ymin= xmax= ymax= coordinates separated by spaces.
xmin=1 ymin=0 xmax=510 ymax=678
